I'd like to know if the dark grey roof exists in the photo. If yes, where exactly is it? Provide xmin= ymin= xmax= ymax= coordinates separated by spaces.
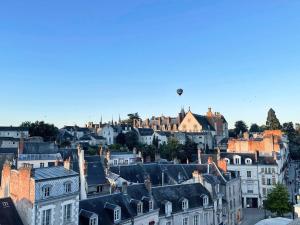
xmin=0 ymin=148 xmax=18 ymax=154
xmin=0 ymin=137 xmax=20 ymax=141
xmin=0 ymin=197 xmax=24 ymax=225
xmin=0 ymin=126 xmax=28 ymax=132
xmin=152 ymin=183 xmax=213 ymax=215
xmin=32 ymin=166 xmax=78 ymax=181
xmin=136 ymin=128 xmax=154 ymax=136
xmin=85 ymin=156 xmax=108 ymax=186
xmin=23 ymin=142 xmax=58 ymax=154
xmin=192 ymin=114 xmax=216 ymax=131
xmin=220 ymin=152 xmax=277 ymax=166
xmin=154 ymin=131 xmax=172 ymax=137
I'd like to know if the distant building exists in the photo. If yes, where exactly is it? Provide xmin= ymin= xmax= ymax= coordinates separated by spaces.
xmin=135 ymin=128 xmax=154 ymax=145
xmin=133 ymin=108 xmax=186 ymax=132
xmin=221 ymin=152 xmax=285 ymax=208
xmin=0 ymin=137 xmax=20 ymax=148
xmin=0 ymin=126 xmax=29 ymax=139
xmin=0 ymin=164 xmax=80 ymax=225
xmin=17 ymin=153 xmax=63 ymax=169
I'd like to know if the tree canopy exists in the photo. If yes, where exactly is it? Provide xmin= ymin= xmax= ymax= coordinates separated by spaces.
xmin=234 ymin=120 xmax=248 ymax=137
xmin=249 ymin=123 xmax=260 ymax=133
xmin=265 ymin=183 xmax=291 ymax=216
xmin=20 ymin=121 xmax=58 ymax=142
xmin=266 ymin=108 xmax=281 ymax=130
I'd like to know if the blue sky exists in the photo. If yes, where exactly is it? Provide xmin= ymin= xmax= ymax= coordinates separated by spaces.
xmin=0 ymin=0 xmax=300 ymax=128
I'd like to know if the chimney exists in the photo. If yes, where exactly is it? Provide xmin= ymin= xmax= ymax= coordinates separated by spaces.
xmin=144 ymin=177 xmax=152 ymax=195
xmin=192 ymin=170 xmax=204 ymax=185
xmin=18 ymin=137 xmax=24 ymax=155
xmin=133 ymin=147 xmax=137 ymax=156
xmin=99 ymin=146 xmax=103 ymax=156
xmin=255 ymin=150 xmax=259 ymax=162
xmin=106 ymin=150 xmax=111 ymax=161
xmin=207 ymin=156 xmax=213 ymax=164
xmin=83 ymin=161 xmax=87 ymax=176
xmin=217 ymin=147 xmax=220 ymax=161
xmin=243 ymin=132 xmax=249 ymax=139
xmin=122 ymin=182 xmax=128 ymax=194
xmin=64 ymin=157 xmax=71 ymax=170
xmin=198 ymin=148 xmax=202 ymax=164
xmin=217 ymin=159 xmax=227 ymax=172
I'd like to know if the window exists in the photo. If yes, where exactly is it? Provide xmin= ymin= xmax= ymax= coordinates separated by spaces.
xmin=42 ymin=185 xmax=51 ymax=198
xmin=182 ymin=199 xmax=188 ymax=210
xmin=262 ymin=176 xmax=266 ymax=185
xmin=40 ymin=163 xmax=45 ymax=168
xmin=149 ymin=200 xmax=154 ymax=211
xmin=233 ymin=156 xmax=241 ymax=165
xmin=272 ymin=176 xmax=276 ymax=185
xmin=263 ymin=188 xmax=267 ymax=197
xmin=64 ymin=182 xmax=72 ymax=193
xmin=63 ymin=204 xmax=72 ymax=223
xmin=267 ymin=178 xmax=271 ymax=185
xmin=97 ymin=185 xmax=103 ymax=193
xmin=193 ymin=215 xmax=199 ymax=225
xmin=113 ymin=159 xmax=118 ymax=165
xmin=165 ymin=202 xmax=172 ymax=216
xmin=42 ymin=209 xmax=51 ymax=225
xmin=272 ymin=168 xmax=275 ymax=174
xmin=268 ymin=168 xmax=271 ymax=174
xmin=166 ymin=222 xmax=171 ymax=225
xmin=247 ymin=171 xmax=251 ymax=178
xmin=90 ymin=217 xmax=97 ymax=225
xmin=114 ymin=208 xmax=120 ymax=222
xmin=203 ymin=195 xmax=209 ymax=207
xmin=245 ymin=158 xmax=252 ymax=165
xmin=261 ymin=168 xmax=264 ymax=173
xmin=137 ymin=202 xmax=143 ymax=214
xmin=182 ymin=217 xmax=188 ymax=225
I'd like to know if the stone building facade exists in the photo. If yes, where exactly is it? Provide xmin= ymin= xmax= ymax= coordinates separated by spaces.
xmin=0 ymin=164 xmax=80 ymax=225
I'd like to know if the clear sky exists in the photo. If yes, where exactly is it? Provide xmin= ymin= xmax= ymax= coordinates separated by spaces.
xmin=0 ymin=0 xmax=300 ymax=128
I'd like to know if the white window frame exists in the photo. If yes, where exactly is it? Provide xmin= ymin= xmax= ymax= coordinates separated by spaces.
xmin=182 ymin=199 xmax=189 ymax=210
xmin=137 ymin=202 xmax=143 ymax=214
xmin=114 ymin=208 xmax=121 ymax=222
xmin=193 ymin=215 xmax=199 ymax=225
xmin=182 ymin=217 xmax=188 ymax=225
xmin=63 ymin=203 xmax=72 ymax=223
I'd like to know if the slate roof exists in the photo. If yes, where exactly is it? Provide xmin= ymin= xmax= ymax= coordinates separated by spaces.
xmin=192 ymin=114 xmax=216 ymax=131
xmin=151 ymin=183 xmax=213 ymax=216
xmin=0 ymin=197 xmax=24 ymax=225
xmin=32 ymin=166 xmax=78 ymax=181
xmin=221 ymin=152 xmax=278 ymax=166
xmin=0 ymin=148 xmax=18 ymax=154
xmin=23 ymin=142 xmax=58 ymax=154
xmin=136 ymin=128 xmax=154 ymax=136
xmin=84 ymin=156 xmax=108 ymax=186
xmin=0 ymin=137 xmax=20 ymax=141
xmin=0 ymin=126 xmax=28 ymax=132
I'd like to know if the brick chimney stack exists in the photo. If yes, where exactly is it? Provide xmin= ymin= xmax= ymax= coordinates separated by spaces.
xmin=18 ymin=136 xmax=24 ymax=155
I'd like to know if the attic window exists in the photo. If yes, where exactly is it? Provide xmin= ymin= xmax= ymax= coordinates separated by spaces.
xmin=245 ymin=158 xmax=252 ymax=165
xmin=89 ymin=216 xmax=98 ymax=225
xmin=203 ymin=195 xmax=209 ymax=207
xmin=165 ymin=202 xmax=172 ymax=216
xmin=149 ymin=200 xmax=154 ymax=211
xmin=114 ymin=208 xmax=121 ymax=222
xmin=137 ymin=202 xmax=143 ymax=214
xmin=42 ymin=185 xmax=52 ymax=198
xmin=233 ymin=156 xmax=241 ymax=165
xmin=182 ymin=199 xmax=189 ymax=210
xmin=224 ymin=158 xmax=230 ymax=165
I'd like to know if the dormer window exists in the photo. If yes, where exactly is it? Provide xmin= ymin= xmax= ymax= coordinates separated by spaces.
xmin=233 ymin=155 xmax=241 ymax=165
xmin=203 ymin=195 xmax=209 ymax=207
xmin=42 ymin=185 xmax=51 ymax=198
xmin=89 ymin=217 xmax=97 ymax=225
xmin=182 ymin=199 xmax=189 ymax=210
xmin=64 ymin=182 xmax=72 ymax=193
xmin=245 ymin=158 xmax=252 ymax=165
xmin=224 ymin=158 xmax=230 ymax=165
xmin=114 ymin=208 xmax=121 ymax=222
xmin=165 ymin=201 xmax=172 ymax=216
xmin=149 ymin=200 xmax=154 ymax=211
xmin=137 ymin=202 xmax=143 ymax=214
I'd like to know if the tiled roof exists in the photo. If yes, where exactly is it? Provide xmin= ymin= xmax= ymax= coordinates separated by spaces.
xmin=32 ymin=166 xmax=78 ymax=181
xmin=0 ymin=197 xmax=24 ymax=225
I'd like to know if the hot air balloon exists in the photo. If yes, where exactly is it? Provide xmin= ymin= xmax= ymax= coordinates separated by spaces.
xmin=177 ymin=88 xmax=183 ymax=96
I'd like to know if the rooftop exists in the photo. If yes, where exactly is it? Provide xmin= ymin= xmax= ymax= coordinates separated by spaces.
xmin=32 ymin=166 xmax=78 ymax=181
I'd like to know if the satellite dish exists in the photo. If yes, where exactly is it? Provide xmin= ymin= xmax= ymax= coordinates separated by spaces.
xmin=177 ymin=88 xmax=183 ymax=96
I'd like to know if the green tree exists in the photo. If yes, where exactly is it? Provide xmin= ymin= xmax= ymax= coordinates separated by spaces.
xmin=20 ymin=121 xmax=58 ymax=142
xmin=234 ymin=121 xmax=248 ymax=137
xmin=116 ymin=133 xmax=126 ymax=146
xmin=124 ymin=131 xmax=139 ymax=150
xmin=123 ymin=113 xmax=140 ymax=126
xmin=265 ymin=184 xmax=291 ymax=216
xmin=282 ymin=122 xmax=296 ymax=140
xmin=266 ymin=108 xmax=281 ymax=130
xmin=249 ymin=123 xmax=260 ymax=133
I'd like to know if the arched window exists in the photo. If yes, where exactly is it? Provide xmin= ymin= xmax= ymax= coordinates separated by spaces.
xmin=64 ymin=181 xmax=72 ymax=193
xmin=182 ymin=198 xmax=189 ymax=210
xmin=245 ymin=158 xmax=252 ymax=165
xmin=224 ymin=158 xmax=230 ymax=165
xmin=203 ymin=195 xmax=209 ymax=207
